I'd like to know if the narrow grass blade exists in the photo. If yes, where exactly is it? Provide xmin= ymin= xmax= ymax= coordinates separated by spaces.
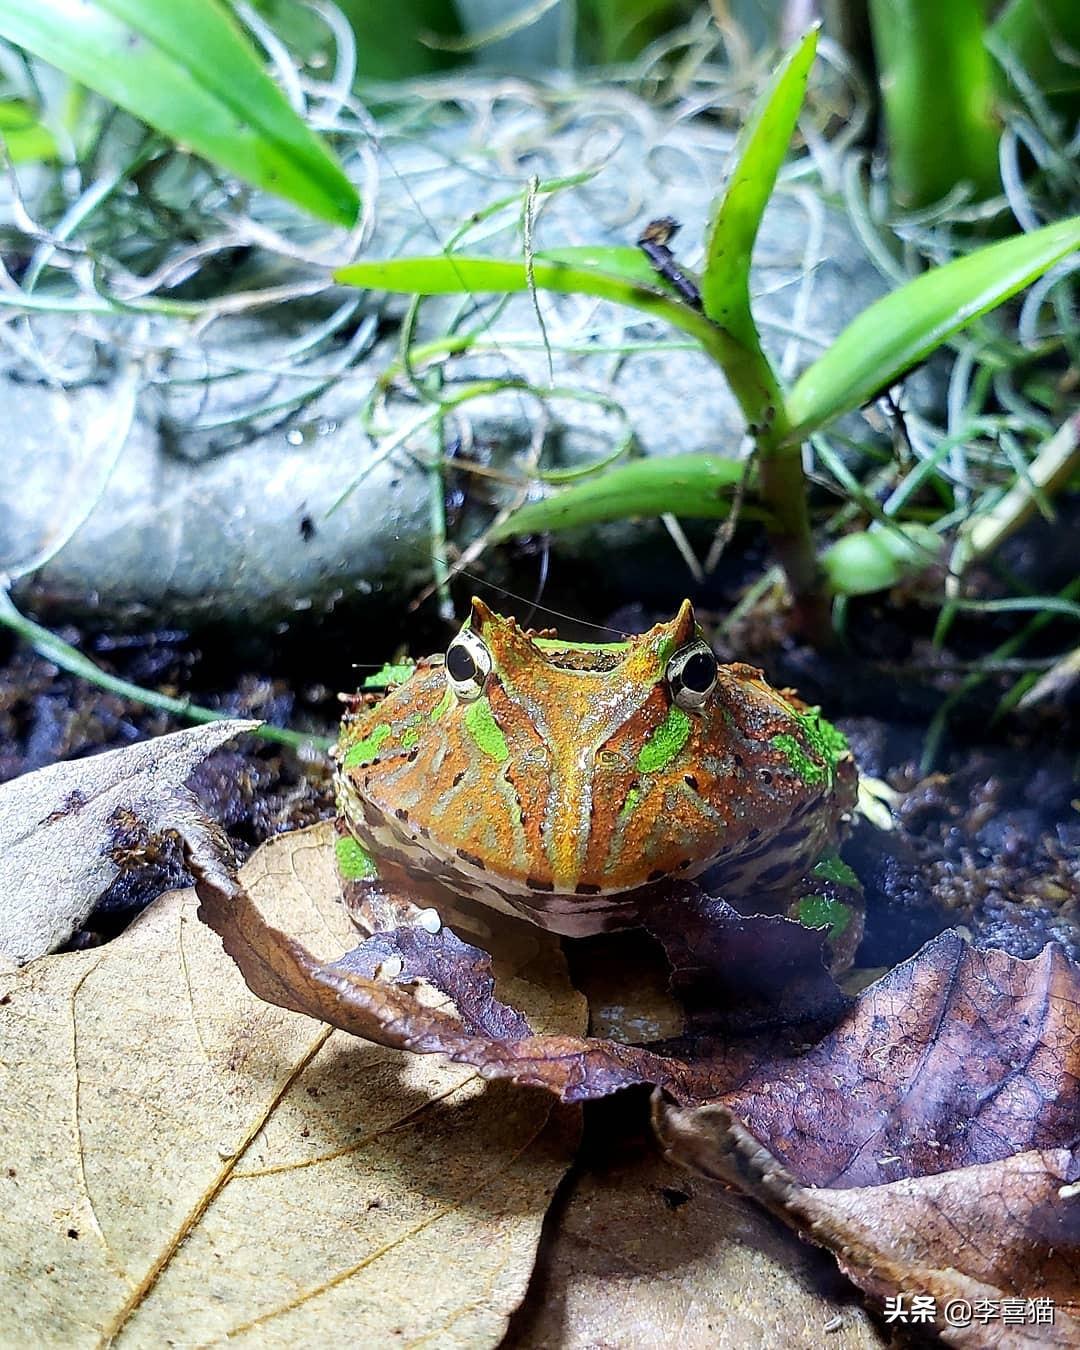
xmin=786 ymin=216 xmax=1080 ymax=438
xmin=489 ymin=454 xmax=761 ymax=540
xmin=960 ymin=414 xmax=1080 ymax=564
xmin=0 ymin=588 xmax=326 ymax=750
xmin=0 ymin=0 xmax=358 ymax=226
xmin=700 ymin=25 xmax=818 ymax=343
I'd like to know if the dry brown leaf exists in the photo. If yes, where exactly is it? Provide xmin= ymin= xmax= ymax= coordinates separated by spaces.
xmin=654 ymin=1106 xmax=1080 ymax=1348
xmin=653 ymin=934 xmax=1080 ymax=1344
xmin=0 ymin=719 xmax=259 ymax=966
xmin=505 ymin=1109 xmax=885 ymax=1350
xmin=191 ymin=817 xmax=692 ymax=1100
xmin=1 ymin=822 xmax=584 ymax=1347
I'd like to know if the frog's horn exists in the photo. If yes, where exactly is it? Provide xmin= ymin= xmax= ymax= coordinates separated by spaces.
xmin=670 ymin=598 xmax=697 ymax=645
xmin=618 ymin=598 xmax=698 ymax=682
xmin=467 ymin=595 xmax=545 ymax=664
xmin=468 ymin=596 xmax=500 ymax=631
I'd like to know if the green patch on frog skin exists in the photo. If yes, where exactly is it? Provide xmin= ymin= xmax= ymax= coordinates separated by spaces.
xmin=637 ymin=705 xmax=691 ymax=774
xmin=464 ymin=697 xmax=509 ymax=761
xmin=361 ymin=661 xmax=416 ymax=690
xmin=655 ymin=633 xmax=677 ymax=671
xmin=534 ymin=637 xmax=630 ymax=656
xmin=399 ymin=713 xmax=424 ymax=749
xmin=343 ymin=723 xmax=391 ymax=768
xmin=618 ymin=785 xmax=643 ymax=821
xmin=772 ymin=707 xmax=849 ymax=788
xmin=800 ymin=707 xmax=849 ymax=774
xmin=336 ymin=835 xmax=378 ymax=881
xmin=430 ymin=686 xmax=454 ymax=721
xmin=812 ymin=853 xmax=859 ymax=888
xmin=771 ymin=732 xmax=825 ymax=785
xmin=796 ymin=894 xmax=852 ymax=937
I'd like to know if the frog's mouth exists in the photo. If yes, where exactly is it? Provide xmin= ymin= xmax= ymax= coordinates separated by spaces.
xmin=339 ymin=766 xmax=837 ymax=938
xmin=338 ymin=777 xmax=668 ymax=936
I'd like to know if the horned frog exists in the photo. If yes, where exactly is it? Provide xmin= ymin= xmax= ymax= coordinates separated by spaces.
xmin=333 ymin=599 xmax=860 ymax=945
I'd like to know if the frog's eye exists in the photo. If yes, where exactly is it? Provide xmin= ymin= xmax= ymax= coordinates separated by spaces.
xmin=445 ymin=629 xmax=492 ymax=701
xmin=666 ymin=640 xmax=718 ymax=710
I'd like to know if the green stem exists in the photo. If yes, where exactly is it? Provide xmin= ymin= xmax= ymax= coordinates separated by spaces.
xmin=757 ymin=442 xmax=830 ymax=641
xmin=0 ymin=586 xmax=330 ymax=752
xmin=869 ymin=0 xmax=1000 ymax=206
xmin=703 ymin=319 xmax=829 ymax=641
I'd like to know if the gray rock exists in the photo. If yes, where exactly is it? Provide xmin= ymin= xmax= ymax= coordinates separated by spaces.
xmin=2 ymin=321 xmax=434 ymax=625
xmin=2 ymin=77 xmax=904 ymax=627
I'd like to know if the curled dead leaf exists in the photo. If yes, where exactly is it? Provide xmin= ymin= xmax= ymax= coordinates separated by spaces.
xmin=192 ymin=820 xmax=858 ymax=1104
xmin=0 ymin=719 xmax=260 ymax=965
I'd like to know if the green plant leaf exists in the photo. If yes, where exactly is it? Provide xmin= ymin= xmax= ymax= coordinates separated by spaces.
xmin=537 ymin=244 xmax=664 ymax=288
xmin=336 ymin=249 xmax=737 ymax=363
xmin=0 ymin=98 xmax=56 ymax=162
xmin=0 ymin=0 xmax=358 ymax=226
xmin=700 ymin=25 xmax=818 ymax=342
xmin=694 ymin=27 xmax=818 ymax=607
xmin=786 ymin=216 xmax=1080 ymax=438
xmin=489 ymin=454 xmax=762 ymax=540
xmin=821 ymin=524 xmax=942 ymax=596
xmin=338 ymin=246 xmax=677 ymax=302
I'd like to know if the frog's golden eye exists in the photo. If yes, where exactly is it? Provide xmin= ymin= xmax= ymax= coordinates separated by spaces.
xmin=666 ymin=640 xmax=718 ymax=711
xmin=445 ymin=629 xmax=492 ymax=701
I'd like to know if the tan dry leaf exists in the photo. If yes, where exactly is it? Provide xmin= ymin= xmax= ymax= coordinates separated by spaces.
xmin=1 ymin=821 xmax=583 ymax=1348
xmin=505 ymin=1116 xmax=885 ymax=1350
xmin=0 ymin=719 xmax=260 ymax=966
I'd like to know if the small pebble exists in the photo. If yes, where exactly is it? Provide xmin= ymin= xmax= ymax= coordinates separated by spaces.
xmin=417 ymin=907 xmax=442 ymax=934
xmin=377 ymin=955 xmax=404 ymax=979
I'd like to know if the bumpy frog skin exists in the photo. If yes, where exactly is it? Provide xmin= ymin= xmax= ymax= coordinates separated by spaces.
xmin=335 ymin=599 xmax=857 ymax=937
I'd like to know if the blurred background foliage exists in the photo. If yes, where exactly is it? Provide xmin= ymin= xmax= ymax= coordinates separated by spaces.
xmin=254 ymin=0 xmax=704 ymax=77
xmin=247 ymin=0 xmax=1079 ymax=210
